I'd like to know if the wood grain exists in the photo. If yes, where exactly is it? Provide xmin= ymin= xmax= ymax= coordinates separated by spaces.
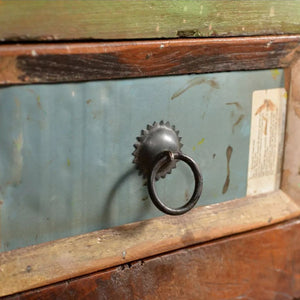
xmin=5 ymin=217 xmax=300 ymax=300
xmin=0 ymin=190 xmax=299 ymax=297
xmin=282 ymin=57 xmax=300 ymax=203
xmin=0 ymin=1 xmax=300 ymax=41
xmin=0 ymin=35 xmax=299 ymax=85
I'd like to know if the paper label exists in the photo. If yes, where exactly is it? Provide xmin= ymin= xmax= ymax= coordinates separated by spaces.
xmin=247 ymin=88 xmax=287 ymax=196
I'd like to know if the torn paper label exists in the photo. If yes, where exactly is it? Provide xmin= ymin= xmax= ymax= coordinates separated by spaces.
xmin=247 ymin=88 xmax=287 ymax=196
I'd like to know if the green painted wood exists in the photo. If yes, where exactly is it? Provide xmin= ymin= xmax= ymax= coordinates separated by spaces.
xmin=0 ymin=0 xmax=300 ymax=41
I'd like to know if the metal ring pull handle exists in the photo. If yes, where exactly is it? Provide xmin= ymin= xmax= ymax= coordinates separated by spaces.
xmin=148 ymin=151 xmax=203 ymax=215
xmin=133 ymin=121 xmax=203 ymax=215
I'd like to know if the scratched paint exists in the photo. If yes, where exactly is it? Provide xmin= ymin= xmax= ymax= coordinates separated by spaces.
xmin=171 ymin=78 xmax=219 ymax=100
xmin=222 ymin=146 xmax=233 ymax=194
xmin=0 ymin=69 xmax=284 ymax=252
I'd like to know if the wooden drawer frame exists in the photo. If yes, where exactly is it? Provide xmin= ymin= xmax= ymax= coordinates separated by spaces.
xmin=0 ymin=35 xmax=300 ymax=297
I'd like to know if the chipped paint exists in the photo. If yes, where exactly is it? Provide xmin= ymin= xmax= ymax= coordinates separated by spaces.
xmin=226 ymin=102 xmax=242 ymax=110
xmin=14 ymin=97 xmax=21 ymax=109
xmin=232 ymin=114 xmax=245 ymax=133
xmin=36 ymin=95 xmax=42 ymax=111
xmin=171 ymin=78 xmax=219 ymax=100
xmin=92 ymin=109 xmax=102 ymax=120
xmin=27 ymin=89 xmax=45 ymax=112
xmin=11 ymin=132 xmax=23 ymax=186
xmin=271 ymin=69 xmax=280 ymax=79
xmin=199 ymin=5 xmax=203 ymax=15
xmin=86 ymin=99 xmax=92 ymax=104
xmin=222 ymin=146 xmax=233 ymax=194
xmin=197 ymin=138 xmax=205 ymax=145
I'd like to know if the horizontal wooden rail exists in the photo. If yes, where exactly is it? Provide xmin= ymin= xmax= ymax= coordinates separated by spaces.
xmin=0 ymin=1 xmax=300 ymax=41
xmin=4 ymin=217 xmax=300 ymax=299
xmin=0 ymin=35 xmax=299 ymax=85
xmin=1 ymin=190 xmax=300 ymax=296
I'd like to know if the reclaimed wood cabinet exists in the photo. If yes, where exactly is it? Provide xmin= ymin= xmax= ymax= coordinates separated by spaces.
xmin=0 ymin=1 xmax=300 ymax=299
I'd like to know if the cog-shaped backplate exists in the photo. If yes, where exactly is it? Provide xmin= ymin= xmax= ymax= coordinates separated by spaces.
xmin=133 ymin=121 xmax=183 ymax=180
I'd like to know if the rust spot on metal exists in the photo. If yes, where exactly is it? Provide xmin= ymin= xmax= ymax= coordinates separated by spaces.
xmin=222 ymin=146 xmax=233 ymax=194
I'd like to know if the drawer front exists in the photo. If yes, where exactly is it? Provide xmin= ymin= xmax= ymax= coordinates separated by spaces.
xmin=0 ymin=69 xmax=284 ymax=252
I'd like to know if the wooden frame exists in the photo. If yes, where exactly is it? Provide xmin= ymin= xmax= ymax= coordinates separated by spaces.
xmin=5 ymin=218 xmax=300 ymax=299
xmin=0 ymin=35 xmax=300 ymax=297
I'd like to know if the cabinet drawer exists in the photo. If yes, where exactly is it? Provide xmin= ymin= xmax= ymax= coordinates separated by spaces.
xmin=0 ymin=69 xmax=284 ymax=252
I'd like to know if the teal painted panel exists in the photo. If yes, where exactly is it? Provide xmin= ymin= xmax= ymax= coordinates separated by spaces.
xmin=0 ymin=69 xmax=284 ymax=252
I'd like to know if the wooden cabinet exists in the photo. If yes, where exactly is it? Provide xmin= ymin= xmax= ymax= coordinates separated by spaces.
xmin=0 ymin=1 xmax=300 ymax=299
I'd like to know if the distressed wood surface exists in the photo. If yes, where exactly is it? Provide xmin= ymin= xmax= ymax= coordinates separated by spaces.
xmin=0 ymin=1 xmax=300 ymax=41
xmin=0 ymin=35 xmax=299 ymax=85
xmin=0 ymin=190 xmax=300 ymax=297
xmin=282 ymin=57 xmax=300 ymax=203
xmin=5 ymin=217 xmax=300 ymax=300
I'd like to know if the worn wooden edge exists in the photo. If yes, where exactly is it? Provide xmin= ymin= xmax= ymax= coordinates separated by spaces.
xmin=4 ymin=217 xmax=300 ymax=300
xmin=0 ymin=190 xmax=300 ymax=297
xmin=0 ymin=0 xmax=300 ymax=41
xmin=282 ymin=56 xmax=300 ymax=203
xmin=0 ymin=35 xmax=299 ymax=85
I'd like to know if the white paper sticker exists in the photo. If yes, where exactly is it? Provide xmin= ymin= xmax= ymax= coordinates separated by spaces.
xmin=247 ymin=88 xmax=287 ymax=196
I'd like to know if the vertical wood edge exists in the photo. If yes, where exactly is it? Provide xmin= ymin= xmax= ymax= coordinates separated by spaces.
xmin=282 ymin=55 xmax=300 ymax=203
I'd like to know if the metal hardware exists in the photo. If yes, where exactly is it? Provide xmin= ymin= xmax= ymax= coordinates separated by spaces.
xmin=133 ymin=121 xmax=183 ymax=180
xmin=133 ymin=121 xmax=203 ymax=215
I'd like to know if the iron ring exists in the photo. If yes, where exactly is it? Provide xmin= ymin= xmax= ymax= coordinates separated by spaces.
xmin=147 ymin=151 xmax=203 ymax=215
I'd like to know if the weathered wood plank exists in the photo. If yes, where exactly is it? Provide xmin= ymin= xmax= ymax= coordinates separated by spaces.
xmin=5 ymin=217 xmax=300 ymax=300
xmin=0 ymin=35 xmax=299 ymax=85
xmin=0 ymin=190 xmax=299 ymax=297
xmin=0 ymin=1 xmax=300 ymax=41
xmin=282 ymin=57 xmax=300 ymax=203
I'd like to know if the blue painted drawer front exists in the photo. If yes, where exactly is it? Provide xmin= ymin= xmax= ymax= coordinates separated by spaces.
xmin=0 ymin=69 xmax=284 ymax=252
